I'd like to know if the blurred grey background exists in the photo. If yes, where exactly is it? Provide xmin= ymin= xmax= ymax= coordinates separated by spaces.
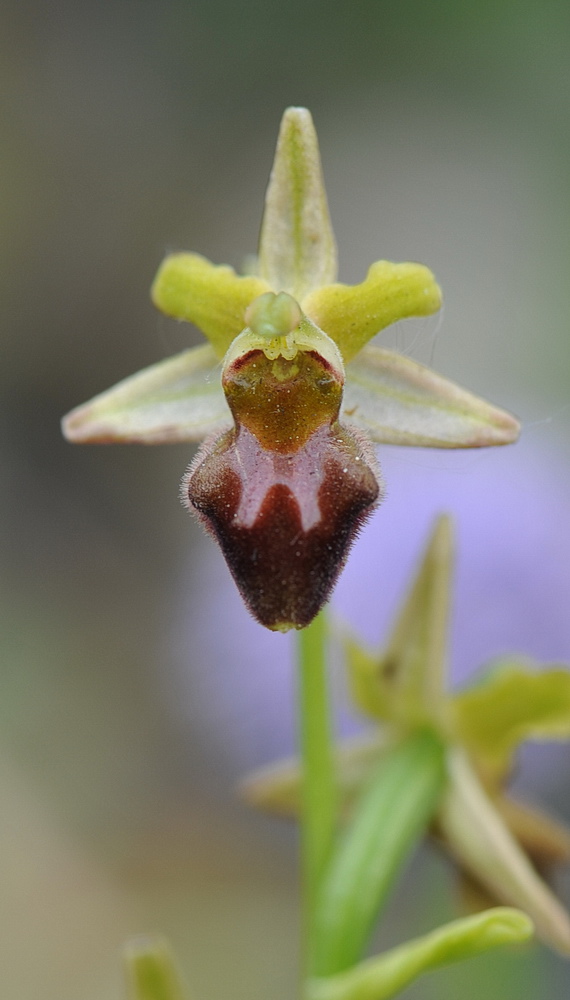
xmin=2 ymin=1 xmax=570 ymax=997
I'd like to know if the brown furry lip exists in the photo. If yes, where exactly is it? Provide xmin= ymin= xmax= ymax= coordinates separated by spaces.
xmin=185 ymin=421 xmax=381 ymax=630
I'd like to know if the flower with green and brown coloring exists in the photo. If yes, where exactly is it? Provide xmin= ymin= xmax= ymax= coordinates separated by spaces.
xmin=62 ymin=108 xmax=519 ymax=631
xmin=241 ymin=516 xmax=570 ymax=958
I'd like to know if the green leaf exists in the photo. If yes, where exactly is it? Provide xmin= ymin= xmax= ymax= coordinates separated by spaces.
xmin=303 ymin=261 xmax=442 ymax=363
xmin=312 ymin=730 xmax=446 ymax=976
xmin=62 ymin=344 xmax=231 ymax=444
xmin=151 ymin=252 xmax=270 ymax=357
xmin=342 ymin=346 xmax=520 ymax=446
xmin=346 ymin=516 xmax=453 ymax=728
xmin=258 ymin=107 xmax=337 ymax=301
xmin=452 ymin=661 xmax=570 ymax=774
xmin=306 ymin=908 xmax=533 ymax=1000
xmin=124 ymin=935 xmax=189 ymax=1000
xmin=439 ymin=748 xmax=570 ymax=954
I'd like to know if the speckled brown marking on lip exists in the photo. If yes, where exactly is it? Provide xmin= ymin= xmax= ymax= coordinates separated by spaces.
xmin=222 ymin=349 xmax=343 ymax=453
xmin=185 ymin=421 xmax=380 ymax=630
xmin=227 ymin=349 xmax=258 ymax=374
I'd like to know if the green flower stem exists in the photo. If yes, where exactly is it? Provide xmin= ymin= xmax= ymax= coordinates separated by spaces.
xmin=306 ymin=908 xmax=533 ymax=1000
xmin=297 ymin=612 xmax=338 ymax=971
xmin=312 ymin=730 xmax=446 ymax=977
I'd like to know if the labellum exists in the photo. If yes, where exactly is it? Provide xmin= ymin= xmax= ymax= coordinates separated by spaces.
xmin=184 ymin=293 xmax=381 ymax=631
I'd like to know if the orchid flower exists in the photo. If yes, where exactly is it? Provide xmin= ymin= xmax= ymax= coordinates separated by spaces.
xmin=62 ymin=109 xmax=519 ymax=631
xmin=241 ymin=516 xmax=570 ymax=957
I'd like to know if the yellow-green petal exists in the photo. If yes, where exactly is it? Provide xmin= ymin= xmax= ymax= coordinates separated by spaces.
xmin=258 ymin=107 xmax=337 ymax=300
xmin=306 ymin=908 xmax=532 ymax=1000
xmin=452 ymin=661 xmax=570 ymax=776
xmin=439 ymin=748 xmax=570 ymax=954
xmin=124 ymin=934 xmax=189 ymax=1000
xmin=303 ymin=260 xmax=442 ymax=362
xmin=346 ymin=516 xmax=453 ymax=729
xmin=62 ymin=344 xmax=230 ymax=444
xmin=151 ymin=252 xmax=270 ymax=357
xmin=343 ymin=346 xmax=520 ymax=447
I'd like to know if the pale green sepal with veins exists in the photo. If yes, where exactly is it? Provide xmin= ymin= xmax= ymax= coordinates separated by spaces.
xmin=258 ymin=107 xmax=338 ymax=301
xmin=343 ymin=346 xmax=520 ymax=447
xmin=61 ymin=343 xmax=230 ymax=444
xmin=306 ymin=908 xmax=533 ymax=1000
xmin=124 ymin=934 xmax=189 ymax=1000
